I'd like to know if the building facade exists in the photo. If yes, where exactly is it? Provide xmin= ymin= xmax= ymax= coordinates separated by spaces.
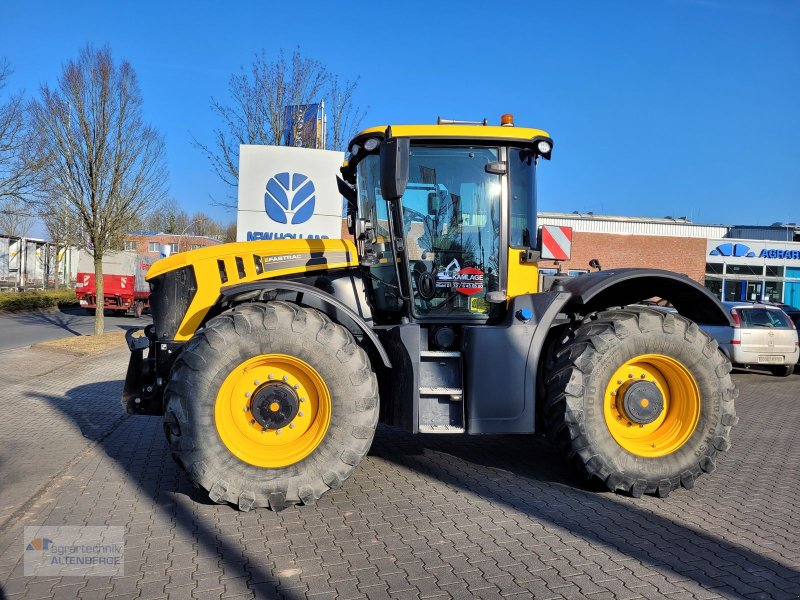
xmin=704 ymin=239 xmax=800 ymax=306
xmin=124 ymin=232 xmax=222 ymax=259
xmin=534 ymin=213 xmax=800 ymax=307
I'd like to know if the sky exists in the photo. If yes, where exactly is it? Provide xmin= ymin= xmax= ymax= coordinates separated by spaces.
xmin=2 ymin=0 xmax=798 ymax=231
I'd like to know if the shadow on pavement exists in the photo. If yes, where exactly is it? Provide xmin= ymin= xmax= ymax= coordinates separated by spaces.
xmin=25 ymin=380 xmax=299 ymax=599
xmin=26 ymin=379 xmax=800 ymax=599
xmin=10 ymin=309 xmax=85 ymax=337
xmin=371 ymin=428 xmax=800 ymax=599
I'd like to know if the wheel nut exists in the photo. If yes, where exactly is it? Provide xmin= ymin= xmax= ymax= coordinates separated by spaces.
xmin=283 ymin=375 xmax=289 ymax=382
xmin=617 ymin=380 xmax=622 ymax=385
xmin=628 ymin=374 xmax=633 ymax=379
xmin=294 ymin=384 xmax=300 ymax=390
xmin=298 ymin=411 xmax=304 ymax=417
xmin=245 ymin=391 xmax=251 ymax=398
xmin=262 ymin=428 xmax=267 ymax=433
xmin=249 ymin=419 xmax=255 ymax=424
xmin=268 ymin=373 xmax=274 ymax=380
xmin=611 ymin=391 xmax=617 ymax=397
xmin=254 ymin=380 xmax=261 ymax=386
xmin=627 ymin=422 xmax=632 ymax=427
xmin=289 ymin=423 xmax=295 ymax=429
xmin=275 ymin=429 xmax=281 ymax=435
xmin=299 ymin=397 xmax=305 ymax=403
xmin=640 ymin=374 xmax=646 ymax=379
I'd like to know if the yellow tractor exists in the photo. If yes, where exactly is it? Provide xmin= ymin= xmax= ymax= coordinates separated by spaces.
xmin=123 ymin=116 xmax=737 ymax=510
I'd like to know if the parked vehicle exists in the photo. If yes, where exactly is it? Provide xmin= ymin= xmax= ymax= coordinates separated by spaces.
xmin=702 ymin=302 xmax=799 ymax=376
xmin=765 ymin=302 xmax=800 ymax=328
xmin=75 ymin=251 xmax=155 ymax=317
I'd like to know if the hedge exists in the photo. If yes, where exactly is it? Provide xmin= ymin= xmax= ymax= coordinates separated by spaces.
xmin=0 ymin=289 xmax=79 ymax=312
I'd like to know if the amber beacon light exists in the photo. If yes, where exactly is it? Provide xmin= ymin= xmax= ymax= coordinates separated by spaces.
xmin=500 ymin=113 xmax=515 ymax=126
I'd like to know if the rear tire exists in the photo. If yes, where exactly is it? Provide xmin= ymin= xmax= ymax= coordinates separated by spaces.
xmin=163 ymin=301 xmax=379 ymax=511
xmin=544 ymin=307 xmax=738 ymax=498
xmin=769 ymin=364 xmax=794 ymax=377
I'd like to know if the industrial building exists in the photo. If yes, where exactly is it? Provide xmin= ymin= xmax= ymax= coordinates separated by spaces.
xmin=537 ymin=213 xmax=800 ymax=307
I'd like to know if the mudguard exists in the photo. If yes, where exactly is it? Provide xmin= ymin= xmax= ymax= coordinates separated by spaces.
xmin=551 ymin=268 xmax=733 ymax=326
xmin=219 ymin=278 xmax=392 ymax=369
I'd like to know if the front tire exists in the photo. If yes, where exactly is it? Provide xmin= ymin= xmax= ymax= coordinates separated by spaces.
xmin=544 ymin=307 xmax=738 ymax=497
xmin=163 ymin=302 xmax=379 ymax=511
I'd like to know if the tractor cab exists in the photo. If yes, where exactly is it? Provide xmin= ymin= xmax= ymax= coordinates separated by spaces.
xmin=339 ymin=117 xmax=554 ymax=326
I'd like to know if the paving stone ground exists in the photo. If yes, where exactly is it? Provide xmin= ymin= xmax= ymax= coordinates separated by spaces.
xmin=0 ymin=348 xmax=798 ymax=599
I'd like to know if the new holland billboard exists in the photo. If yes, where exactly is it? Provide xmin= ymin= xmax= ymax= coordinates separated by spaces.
xmin=236 ymin=145 xmax=344 ymax=242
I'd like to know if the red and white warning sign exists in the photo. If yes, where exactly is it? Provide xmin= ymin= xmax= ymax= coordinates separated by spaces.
xmin=539 ymin=225 xmax=573 ymax=260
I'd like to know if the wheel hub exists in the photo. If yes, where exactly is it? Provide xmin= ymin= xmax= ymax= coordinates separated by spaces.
xmin=251 ymin=382 xmax=299 ymax=430
xmin=621 ymin=380 xmax=664 ymax=425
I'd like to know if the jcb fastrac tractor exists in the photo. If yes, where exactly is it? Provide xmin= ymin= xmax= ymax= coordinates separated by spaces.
xmin=123 ymin=115 xmax=737 ymax=511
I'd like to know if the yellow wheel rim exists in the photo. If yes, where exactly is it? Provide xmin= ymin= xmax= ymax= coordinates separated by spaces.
xmin=214 ymin=354 xmax=331 ymax=468
xmin=603 ymin=353 xmax=700 ymax=458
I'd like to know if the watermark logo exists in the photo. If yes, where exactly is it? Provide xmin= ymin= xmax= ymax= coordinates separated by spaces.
xmin=26 ymin=538 xmax=54 ymax=551
xmin=24 ymin=526 xmax=124 ymax=576
xmin=709 ymin=243 xmax=755 ymax=258
xmin=264 ymin=172 xmax=316 ymax=225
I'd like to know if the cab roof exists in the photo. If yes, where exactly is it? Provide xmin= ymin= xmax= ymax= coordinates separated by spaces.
xmin=342 ymin=123 xmax=553 ymax=179
xmin=351 ymin=124 xmax=551 ymax=146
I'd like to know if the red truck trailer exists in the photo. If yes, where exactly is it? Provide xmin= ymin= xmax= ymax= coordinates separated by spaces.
xmin=75 ymin=251 xmax=155 ymax=317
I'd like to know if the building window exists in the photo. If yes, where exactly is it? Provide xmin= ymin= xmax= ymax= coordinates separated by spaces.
xmin=766 ymin=266 xmax=784 ymax=277
xmin=539 ymin=268 xmax=559 ymax=276
xmin=190 ymin=244 xmax=201 ymax=250
xmin=704 ymin=278 xmax=722 ymax=298
xmin=124 ymin=241 xmax=136 ymax=251
xmin=726 ymin=264 xmax=763 ymax=276
xmin=148 ymin=242 xmax=159 ymax=252
xmin=723 ymin=280 xmax=746 ymax=302
xmin=567 ymin=269 xmax=588 ymax=277
xmin=705 ymin=263 xmax=723 ymax=275
xmin=169 ymin=243 xmax=179 ymax=253
xmin=764 ymin=281 xmax=783 ymax=303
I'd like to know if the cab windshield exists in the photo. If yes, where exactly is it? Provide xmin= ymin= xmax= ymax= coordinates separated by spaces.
xmin=356 ymin=146 xmax=504 ymax=319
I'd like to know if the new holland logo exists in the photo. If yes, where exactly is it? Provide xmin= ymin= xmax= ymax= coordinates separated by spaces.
xmin=264 ymin=172 xmax=316 ymax=225
xmin=709 ymin=243 xmax=756 ymax=258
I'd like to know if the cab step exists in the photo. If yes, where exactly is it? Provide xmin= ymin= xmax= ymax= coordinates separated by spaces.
xmin=419 ymin=386 xmax=462 ymax=397
xmin=419 ymin=424 xmax=465 ymax=434
xmin=418 ymin=347 xmax=464 ymax=433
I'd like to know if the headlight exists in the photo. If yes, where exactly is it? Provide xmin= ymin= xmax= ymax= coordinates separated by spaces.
xmin=537 ymin=140 xmax=552 ymax=155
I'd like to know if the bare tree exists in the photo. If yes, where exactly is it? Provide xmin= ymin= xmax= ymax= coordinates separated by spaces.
xmin=0 ymin=59 xmax=40 ymax=204
xmin=223 ymin=221 xmax=237 ymax=243
xmin=327 ymin=75 xmax=366 ymax=152
xmin=31 ymin=45 xmax=167 ymax=335
xmin=38 ymin=197 xmax=80 ymax=288
xmin=145 ymin=197 xmax=189 ymax=234
xmin=196 ymin=49 xmax=364 ymax=207
xmin=0 ymin=198 xmax=34 ymax=237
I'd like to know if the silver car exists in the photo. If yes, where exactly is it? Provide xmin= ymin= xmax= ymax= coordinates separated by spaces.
xmin=702 ymin=302 xmax=799 ymax=377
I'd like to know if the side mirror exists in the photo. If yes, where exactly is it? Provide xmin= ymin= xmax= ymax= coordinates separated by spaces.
xmin=380 ymin=137 xmax=410 ymax=200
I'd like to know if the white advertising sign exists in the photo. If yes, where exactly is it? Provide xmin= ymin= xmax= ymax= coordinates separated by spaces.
xmin=237 ymin=145 xmax=344 ymax=242
xmin=706 ymin=239 xmax=800 ymax=264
